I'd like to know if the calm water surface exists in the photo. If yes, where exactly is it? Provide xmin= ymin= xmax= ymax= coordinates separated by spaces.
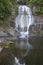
xmin=0 ymin=37 xmax=43 ymax=65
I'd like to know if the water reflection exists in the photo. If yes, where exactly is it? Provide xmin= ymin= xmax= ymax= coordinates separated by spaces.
xmin=15 ymin=38 xmax=32 ymax=49
xmin=0 ymin=37 xmax=43 ymax=65
xmin=14 ymin=38 xmax=32 ymax=57
xmin=0 ymin=38 xmax=32 ymax=65
xmin=14 ymin=57 xmax=25 ymax=65
xmin=13 ymin=38 xmax=32 ymax=65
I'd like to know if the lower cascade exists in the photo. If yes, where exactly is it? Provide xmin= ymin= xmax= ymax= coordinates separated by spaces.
xmin=15 ymin=5 xmax=34 ymax=38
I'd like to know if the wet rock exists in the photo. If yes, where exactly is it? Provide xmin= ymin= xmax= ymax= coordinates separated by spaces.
xmin=0 ymin=47 xmax=3 ymax=52
xmin=6 ymin=27 xmax=20 ymax=37
xmin=35 ymin=15 xmax=43 ymax=23
xmin=29 ymin=24 xmax=43 ymax=37
xmin=7 ymin=27 xmax=15 ymax=36
xmin=0 ymin=31 xmax=8 ymax=37
xmin=0 ymin=38 xmax=6 ymax=43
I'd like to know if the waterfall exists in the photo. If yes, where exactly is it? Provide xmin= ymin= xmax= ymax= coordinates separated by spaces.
xmin=14 ymin=5 xmax=34 ymax=64
xmin=15 ymin=5 xmax=34 ymax=38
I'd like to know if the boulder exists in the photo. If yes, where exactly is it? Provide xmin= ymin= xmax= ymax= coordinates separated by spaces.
xmin=0 ymin=31 xmax=8 ymax=37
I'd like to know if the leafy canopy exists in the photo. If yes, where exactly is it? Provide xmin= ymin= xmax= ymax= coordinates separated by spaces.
xmin=0 ymin=0 xmax=12 ymax=20
xmin=19 ymin=0 xmax=43 ymax=15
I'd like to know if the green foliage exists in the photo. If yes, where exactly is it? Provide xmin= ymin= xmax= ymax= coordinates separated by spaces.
xmin=1 ymin=41 xmax=13 ymax=48
xmin=19 ymin=0 xmax=43 ymax=15
xmin=0 ymin=0 xmax=12 ymax=20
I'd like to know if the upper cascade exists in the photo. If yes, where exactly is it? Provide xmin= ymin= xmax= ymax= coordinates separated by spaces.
xmin=18 ymin=5 xmax=32 ymax=15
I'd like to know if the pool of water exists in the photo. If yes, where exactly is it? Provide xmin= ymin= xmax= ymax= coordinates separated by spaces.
xmin=0 ymin=37 xmax=43 ymax=65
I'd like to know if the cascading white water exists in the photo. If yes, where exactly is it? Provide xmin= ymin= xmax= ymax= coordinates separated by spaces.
xmin=15 ymin=5 xmax=34 ymax=38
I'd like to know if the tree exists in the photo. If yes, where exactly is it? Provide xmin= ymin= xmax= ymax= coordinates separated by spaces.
xmin=19 ymin=0 xmax=43 ymax=15
xmin=0 ymin=0 xmax=12 ymax=20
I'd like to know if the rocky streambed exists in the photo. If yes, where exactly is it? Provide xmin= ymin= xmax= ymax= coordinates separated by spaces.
xmin=0 ymin=24 xmax=43 ymax=43
xmin=0 ymin=24 xmax=43 ymax=53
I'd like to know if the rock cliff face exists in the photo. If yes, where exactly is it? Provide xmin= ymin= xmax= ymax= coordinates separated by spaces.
xmin=29 ymin=15 xmax=43 ymax=37
xmin=29 ymin=6 xmax=43 ymax=37
xmin=35 ymin=15 xmax=43 ymax=23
